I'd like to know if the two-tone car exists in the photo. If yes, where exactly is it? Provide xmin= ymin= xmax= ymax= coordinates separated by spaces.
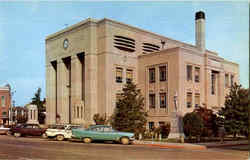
xmin=72 ymin=125 xmax=135 ymax=145
xmin=45 ymin=124 xmax=81 ymax=141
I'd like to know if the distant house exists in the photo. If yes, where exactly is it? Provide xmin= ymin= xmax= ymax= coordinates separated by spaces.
xmin=0 ymin=84 xmax=11 ymax=125
xmin=12 ymin=106 xmax=28 ymax=124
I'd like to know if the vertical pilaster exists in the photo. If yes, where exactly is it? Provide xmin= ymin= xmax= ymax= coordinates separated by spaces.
xmin=46 ymin=64 xmax=56 ymax=124
xmin=57 ymin=59 xmax=69 ymax=124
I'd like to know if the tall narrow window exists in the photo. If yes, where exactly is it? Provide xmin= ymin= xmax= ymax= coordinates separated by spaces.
xmin=231 ymin=75 xmax=234 ymax=86
xmin=126 ymin=69 xmax=133 ymax=83
xmin=149 ymin=68 xmax=155 ymax=83
xmin=1 ymin=96 xmax=5 ymax=107
xmin=159 ymin=93 xmax=167 ymax=108
xmin=77 ymin=107 xmax=79 ymax=118
xmin=225 ymin=74 xmax=229 ymax=88
xmin=159 ymin=66 xmax=166 ymax=81
xmin=187 ymin=65 xmax=192 ymax=81
xmin=116 ymin=67 xmax=123 ymax=83
xmin=195 ymin=67 xmax=200 ymax=82
xmin=195 ymin=93 xmax=200 ymax=108
xmin=211 ymin=73 xmax=216 ymax=95
xmin=149 ymin=94 xmax=155 ymax=108
xmin=149 ymin=122 xmax=155 ymax=131
xmin=187 ymin=92 xmax=192 ymax=108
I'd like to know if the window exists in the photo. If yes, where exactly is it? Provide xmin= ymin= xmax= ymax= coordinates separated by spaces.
xmin=1 ymin=96 xmax=5 ymax=107
xmin=225 ymin=74 xmax=229 ymax=87
xmin=187 ymin=92 xmax=192 ymax=108
xmin=149 ymin=94 xmax=155 ymax=108
xmin=126 ymin=69 xmax=133 ymax=83
xmin=195 ymin=93 xmax=200 ymax=108
xmin=231 ymin=75 xmax=234 ymax=86
xmin=2 ymin=112 xmax=6 ymax=116
xmin=159 ymin=93 xmax=167 ymax=108
xmin=187 ymin=65 xmax=192 ymax=81
xmin=77 ymin=107 xmax=79 ymax=118
xmin=159 ymin=66 xmax=167 ymax=81
xmin=149 ymin=122 xmax=155 ymax=131
xmin=116 ymin=67 xmax=123 ymax=83
xmin=195 ymin=67 xmax=200 ymax=82
xmin=149 ymin=68 xmax=155 ymax=83
xmin=211 ymin=73 xmax=216 ymax=95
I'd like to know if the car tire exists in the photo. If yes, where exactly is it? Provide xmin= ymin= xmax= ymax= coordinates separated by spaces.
xmin=120 ymin=137 xmax=129 ymax=145
xmin=14 ymin=132 xmax=21 ymax=137
xmin=42 ymin=133 xmax=47 ymax=139
xmin=83 ymin=137 xmax=92 ymax=143
xmin=56 ymin=135 xmax=64 ymax=141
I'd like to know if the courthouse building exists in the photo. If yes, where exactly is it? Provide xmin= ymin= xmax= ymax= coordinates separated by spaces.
xmin=45 ymin=11 xmax=239 ymax=128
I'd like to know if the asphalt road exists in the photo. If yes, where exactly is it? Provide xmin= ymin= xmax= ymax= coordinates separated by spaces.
xmin=0 ymin=135 xmax=248 ymax=160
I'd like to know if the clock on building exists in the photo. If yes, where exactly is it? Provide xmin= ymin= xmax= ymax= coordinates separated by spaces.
xmin=63 ymin=39 xmax=69 ymax=49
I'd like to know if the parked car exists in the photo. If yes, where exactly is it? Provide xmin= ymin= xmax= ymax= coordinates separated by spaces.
xmin=8 ymin=124 xmax=47 ymax=137
xmin=71 ymin=125 xmax=135 ymax=145
xmin=45 ymin=124 xmax=81 ymax=141
xmin=0 ymin=125 xmax=10 ymax=135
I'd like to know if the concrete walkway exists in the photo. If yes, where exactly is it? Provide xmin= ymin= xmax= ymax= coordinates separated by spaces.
xmin=134 ymin=140 xmax=248 ymax=150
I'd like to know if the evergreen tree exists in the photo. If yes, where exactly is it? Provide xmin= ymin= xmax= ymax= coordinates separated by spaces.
xmin=111 ymin=82 xmax=147 ymax=134
xmin=31 ymin=88 xmax=46 ymax=124
xmin=218 ymin=83 xmax=249 ymax=137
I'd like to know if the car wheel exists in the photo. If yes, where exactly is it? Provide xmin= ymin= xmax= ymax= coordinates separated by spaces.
xmin=42 ymin=133 xmax=47 ymax=139
xmin=83 ymin=137 xmax=92 ymax=143
xmin=56 ymin=135 xmax=64 ymax=141
xmin=14 ymin=132 xmax=21 ymax=137
xmin=120 ymin=137 xmax=129 ymax=145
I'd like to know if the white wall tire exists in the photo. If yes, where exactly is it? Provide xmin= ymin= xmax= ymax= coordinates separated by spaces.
xmin=121 ymin=137 xmax=129 ymax=145
xmin=56 ymin=135 xmax=64 ymax=141
xmin=14 ymin=132 xmax=21 ymax=137
xmin=83 ymin=137 xmax=92 ymax=143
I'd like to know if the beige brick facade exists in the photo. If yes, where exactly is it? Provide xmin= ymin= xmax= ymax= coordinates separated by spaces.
xmin=45 ymin=15 xmax=239 ymax=128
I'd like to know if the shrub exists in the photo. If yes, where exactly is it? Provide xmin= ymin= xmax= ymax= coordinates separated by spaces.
xmin=194 ymin=106 xmax=218 ymax=137
xmin=183 ymin=112 xmax=204 ymax=140
xmin=93 ymin=113 xmax=107 ymax=125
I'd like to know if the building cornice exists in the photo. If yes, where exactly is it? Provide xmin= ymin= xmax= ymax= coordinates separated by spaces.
xmin=46 ymin=17 xmax=217 ymax=54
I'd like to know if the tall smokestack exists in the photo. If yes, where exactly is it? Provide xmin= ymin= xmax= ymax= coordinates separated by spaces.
xmin=195 ymin=11 xmax=205 ymax=53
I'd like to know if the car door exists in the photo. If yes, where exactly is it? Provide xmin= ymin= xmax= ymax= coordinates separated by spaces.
xmin=90 ymin=126 xmax=104 ymax=140
xmin=23 ymin=125 xmax=33 ymax=135
xmin=32 ymin=125 xmax=42 ymax=136
xmin=102 ymin=126 xmax=115 ymax=140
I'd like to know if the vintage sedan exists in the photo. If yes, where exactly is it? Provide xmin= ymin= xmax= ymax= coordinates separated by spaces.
xmin=9 ymin=124 xmax=47 ymax=137
xmin=72 ymin=125 xmax=134 ymax=145
xmin=45 ymin=124 xmax=81 ymax=141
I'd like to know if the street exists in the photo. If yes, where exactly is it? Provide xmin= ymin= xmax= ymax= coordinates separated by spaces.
xmin=0 ymin=135 xmax=248 ymax=160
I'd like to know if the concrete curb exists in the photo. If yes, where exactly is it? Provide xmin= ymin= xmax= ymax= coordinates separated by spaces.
xmin=205 ymin=143 xmax=249 ymax=148
xmin=134 ymin=141 xmax=207 ymax=150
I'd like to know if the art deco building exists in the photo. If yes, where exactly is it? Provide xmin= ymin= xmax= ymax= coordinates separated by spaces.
xmin=45 ymin=11 xmax=239 ymax=128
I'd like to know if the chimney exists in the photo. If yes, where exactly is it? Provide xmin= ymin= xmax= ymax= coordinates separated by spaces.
xmin=195 ymin=11 xmax=205 ymax=53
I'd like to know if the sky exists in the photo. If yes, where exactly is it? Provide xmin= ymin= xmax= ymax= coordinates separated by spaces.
xmin=0 ymin=1 xmax=248 ymax=106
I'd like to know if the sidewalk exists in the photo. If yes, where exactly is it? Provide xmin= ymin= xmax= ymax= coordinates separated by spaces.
xmin=134 ymin=140 xmax=248 ymax=150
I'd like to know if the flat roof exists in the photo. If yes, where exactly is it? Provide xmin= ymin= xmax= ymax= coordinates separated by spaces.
xmin=45 ymin=17 xmax=218 ymax=55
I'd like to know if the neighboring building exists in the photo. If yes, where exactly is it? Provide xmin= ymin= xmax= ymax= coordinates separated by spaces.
xmin=0 ymin=84 xmax=11 ymax=125
xmin=12 ymin=106 xmax=28 ymax=124
xmin=45 ymin=11 xmax=239 ymax=128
